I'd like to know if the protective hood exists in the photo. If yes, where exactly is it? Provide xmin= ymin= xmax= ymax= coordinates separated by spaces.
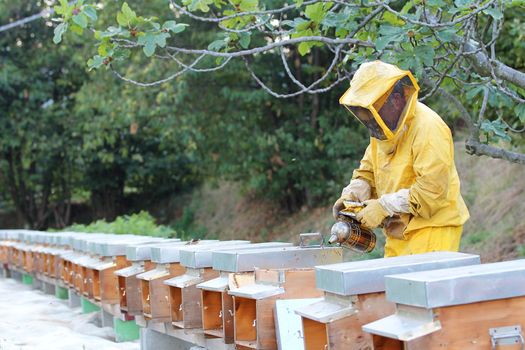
xmin=339 ymin=61 xmax=420 ymax=141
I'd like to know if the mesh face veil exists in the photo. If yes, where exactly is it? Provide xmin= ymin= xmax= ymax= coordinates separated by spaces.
xmin=345 ymin=106 xmax=388 ymax=140
xmin=341 ymin=74 xmax=418 ymax=141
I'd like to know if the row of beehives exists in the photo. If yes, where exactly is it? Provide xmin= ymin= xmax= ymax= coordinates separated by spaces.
xmin=1 ymin=229 xmax=525 ymax=350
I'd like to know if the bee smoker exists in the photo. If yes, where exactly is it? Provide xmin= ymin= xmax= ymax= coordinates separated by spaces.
xmin=328 ymin=202 xmax=376 ymax=253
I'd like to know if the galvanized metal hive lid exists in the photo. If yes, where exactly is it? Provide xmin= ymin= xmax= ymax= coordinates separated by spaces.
xmin=315 ymin=251 xmax=480 ymax=296
xmin=294 ymin=297 xmax=356 ymax=323
xmin=177 ymin=241 xmax=258 ymax=268
xmin=213 ymin=245 xmax=344 ymax=273
xmin=77 ymin=256 xmax=102 ymax=268
xmin=98 ymin=237 xmax=156 ymax=257
xmin=362 ymin=305 xmax=441 ymax=342
xmin=115 ymin=264 xmax=145 ymax=277
xmin=125 ymin=239 xmax=183 ymax=261
xmin=196 ymin=276 xmax=229 ymax=292
xmin=385 ymin=258 xmax=525 ymax=308
xmin=90 ymin=259 xmax=116 ymax=271
xmin=164 ymin=273 xmax=203 ymax=288
xmin=229 ymin=283 xmax=285 ymax=299
xmin=211 ymin=242 xmax=294 ymax=272
xmin=149 ymin=240 xmax=219 ymax=263
xmin=136 ymin=267 xmax=170 ymax=281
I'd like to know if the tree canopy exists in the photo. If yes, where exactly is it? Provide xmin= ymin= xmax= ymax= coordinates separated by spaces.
xmin=51 ymin=0 xmax=525 ymax=164
xmin=1 ymin=0 xmax=524 ymax=229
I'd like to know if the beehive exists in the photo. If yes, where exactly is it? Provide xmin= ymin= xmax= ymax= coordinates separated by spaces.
xmin=295 ymin=252 xmax=480 ymax=350
xmin=363 ymin=259 xmax=525 ymax=350
xmin=228 ymin=246 xmax=344 ymax=350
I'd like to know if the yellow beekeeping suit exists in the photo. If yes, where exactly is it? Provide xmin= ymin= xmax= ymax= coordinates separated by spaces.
xmin=339 ymin=61 xmax=469 ymax=257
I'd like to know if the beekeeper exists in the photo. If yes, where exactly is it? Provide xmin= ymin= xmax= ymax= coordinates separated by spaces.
xmin=333 ymin=60 xmax=469 ymax=257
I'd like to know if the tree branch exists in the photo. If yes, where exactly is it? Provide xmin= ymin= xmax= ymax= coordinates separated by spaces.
xmin=462 ymin=40 xmax=525 ymax=90
xmin=164 ymin=36 xmax=374 ymax=57
xmin=465 ymin=139 xmax=525 ymax=165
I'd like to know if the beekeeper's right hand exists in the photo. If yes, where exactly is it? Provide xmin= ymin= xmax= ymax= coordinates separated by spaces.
xmin=332 ymin=179 xmax=371 ymax=219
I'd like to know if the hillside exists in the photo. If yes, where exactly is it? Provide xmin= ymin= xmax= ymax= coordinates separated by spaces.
xmin=184 ymin=143 xmax=525 ymax=262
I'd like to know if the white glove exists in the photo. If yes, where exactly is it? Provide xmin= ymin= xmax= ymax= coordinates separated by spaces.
xmin=379 ymin=189 xmax=410 ymax=216
xmin=341 ymin=179 xmax=371 ymax=202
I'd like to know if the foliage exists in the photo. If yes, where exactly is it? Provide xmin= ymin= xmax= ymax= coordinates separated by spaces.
xmin=65 ymin=210 xmax=175 ymax=237
xmin=52 ymin=0 xmax=525 ymax=164
xmin=4 ymin=0 xmax=524 ymax=232
xmin=0 ymin=1 xmax=203 ymax=228
xmin=0 ymin=2 xmax=88 ymax=229
xmin=171 ymin=206 xmax=208 ymax=240
xmin=169 ymin=54 xmax=368 ymax=209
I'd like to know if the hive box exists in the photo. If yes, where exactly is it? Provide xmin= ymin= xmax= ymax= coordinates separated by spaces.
xmin=166 ymin=242 xmax=291 ymax=333
xmin=115 ymin=239 xmax=180 ymax=315
xmin=363 ymin=259 xmax=525 ymax=350
xmin=198 ymin=243 xmax=312 ymax=343
xmin=227 ymin=246 xmax=344 ymax=350
xmin=136 ymin=240 xmax=222 ymax=322
xmin=295 ymin=252 xmax=480 ymax=350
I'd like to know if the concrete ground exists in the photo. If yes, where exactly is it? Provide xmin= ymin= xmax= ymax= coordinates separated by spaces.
xmin=0 ymin=277 xmax=139 ymax=350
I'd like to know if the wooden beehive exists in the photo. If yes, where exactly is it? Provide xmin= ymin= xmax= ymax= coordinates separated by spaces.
xmin=137 ymin=240 xmax=220 ymax=323
xmin=32 ymin=247 xmax=44 ymax=275
xmin=137 ymin=263 xmax=186 ymax=322
xmin=295 ymin=252 xmax=480 ymax=350
xmin=92 ymin=256 xmax=130 ymax=304
xmin=227 ymin=246 xmax=344 ymax=350
xmin=198 ymin=243 xmax=302 ymax=344
xmin=23 ymin=248 xmax=34 ymax=273
xmin=75 ymin=256 xmax=101 ymax=298
xmin=85 ymin=237 xmax=162 ymax=306
xmin=115 ymin=261 xmax=156 ymax=315
xmin=363 ymin=259 xmax=525 ymax=350
xmin=165 ymin=241 xmax=263 ymax=330
xmin=114 ymin=239 xmax=180 ymax=315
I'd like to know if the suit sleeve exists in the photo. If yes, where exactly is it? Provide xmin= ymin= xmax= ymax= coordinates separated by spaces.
xmin=351 ymin=144 xmax=376 ymax=192
xmin=408 ymin=125 xmax=453 ymax=219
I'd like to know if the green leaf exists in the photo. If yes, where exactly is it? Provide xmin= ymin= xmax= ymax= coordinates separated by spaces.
xmin=97 ymin=41 xmax=112 ymax=57
xmin=121 ymin=2 xmax=137 ymax=23
xmin=70 ymin=24 xmax=83 ymax=35
xmin=187 ymin=0 xmax=214 ymax=12
xmin=73 ymin=13 xmax=88 ymax=28
xmin=426 ymin=0 xmax=446 ymax=6
xmin=239 ymin=32 xmax=251 ymax=49
xmin=305 ymin=3 xmax=325 ymax=23
xmin=414 ymin=45 xmax=435 ymax=66
xmin=239 ymin=0 xmax=258 ymax=12
xmin=138 ymin=32 xmax=171 ymax=57
xmin=116 ymin=12 xmax=127 ymax=27
xmin=53 ymin=22 xmax=68 ymax=44
xmin=208 ymin=39 xmax=227 ymax=51
xmin=375 ymin=36 xmax=392 ymax=51
xmin=87 ymin=55 xmax=104 ymax=70
xmin=375 ymin=25 xmax=405 ymax=51
xmin=400 ymin=1 xmax=413 ymax=14
xmin=382 ymin=12 xmax=405 ymax=26
xmin=55 ymin=0 xmax=75 ymax=19
xmin=162 ymin=21 xmax=188 ymax=33
xmin=515 ymin=104 xmax=525 ymax=123
xmin=483 ymin=7 xmax=504 ymax=20
xmin=113 ymin=48 xmax=131 ymax=61
xmin=436 ymin=28 xmax=456 ymax=42
xmin=466 ymin=85 xmax=484 ymax=100
xmin=295 ymin=0 xmax=304 ymax=7
xmin=83 ymin=6 xmax=97 ymax=21
xmin=98 ymin=26 xmax=130 ymax=38
xmin=480 ymin=120 xmax=511 ymax=141
xmin=298 ymin=41 xmax=313 ymax=56
xmin=454 ymin=0 xmax=470 ymax=7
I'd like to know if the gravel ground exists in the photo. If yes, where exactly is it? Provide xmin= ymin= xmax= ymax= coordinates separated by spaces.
xmin=0 ymin=276 xmax=139 ymax=350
